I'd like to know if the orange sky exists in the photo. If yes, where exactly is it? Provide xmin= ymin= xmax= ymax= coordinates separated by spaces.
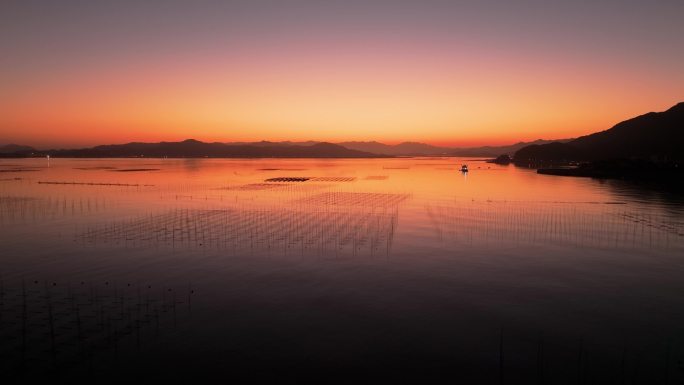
xmin=1 ymin=1 xmax=682 ymax=149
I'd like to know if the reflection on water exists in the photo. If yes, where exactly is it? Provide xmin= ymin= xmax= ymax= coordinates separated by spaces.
xmin=79 ymin=207 xmax=398 ymax=257
xmin=604 ymin=178 xmax=684 ymax=209
xmin=0 ymin=195 xmax=109 ymax=223
xmin=0 ymin=157 xmax=683 ymax=383
xmin=426 ymin=200 xmax=682 ymax=249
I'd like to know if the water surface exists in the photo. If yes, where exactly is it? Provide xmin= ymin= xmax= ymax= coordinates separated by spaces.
xmin=1 ymin=157 xmax=683 ymax=383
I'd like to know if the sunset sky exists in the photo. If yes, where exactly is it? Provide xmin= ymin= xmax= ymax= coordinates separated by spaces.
xmin=1 ymin=0 xmax=682 ymax=148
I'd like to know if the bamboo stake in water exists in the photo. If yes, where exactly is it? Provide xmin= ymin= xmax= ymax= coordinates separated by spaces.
xmin=620 ymin=347 xmax=626 ymax=385
xmin=537 ymin=333 xmax=545 ymax=385
xmin=663 ymin=342 xmax=671 ymax=385
xmin=45 ymin=282 xmax=58 ymax=378
xmin=499 ymin=328 xmax=504 ymax=385
xmin=577 ymin=338 xmax=584 ymax=385
xmin=0 ymin=275 xmax=3 ymax=324
xmin=21 ymin=279 xmax=27 ymax=381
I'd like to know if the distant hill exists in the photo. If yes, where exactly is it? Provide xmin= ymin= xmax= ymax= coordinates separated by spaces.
xmin=226 ymin=140 xmax=320 ymax=147
xmin=515 ymin=102 xmax=684 ymax=163
xmin=1 ymin=138 xmax=585 ymax=159
xmin=0 ymin=144 xmax=35 ymax=154
xmin=40 ymin=139 xmax=386 ymax=158
xmin=337 ymin=141 xmax=451 ymax=156
xmin=222 ymin=140 xmax=563 ymax=157
xmin=336 ymin=140 xmax=572 ymax=157
xmin=451 ymin=139 xmax=572 ymax=157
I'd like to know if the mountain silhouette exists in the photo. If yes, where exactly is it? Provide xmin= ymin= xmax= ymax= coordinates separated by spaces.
xmin=453 ymin=139 xmax=571 ymax=157
xmin=0 ymin=144 xmax=35 ymax=154
xmin=515 ymin=102 xmax=684 ymax=163
xmin=40 ymin=140 xmax=386 ymax=158
xmin=336 ymin=140 xmax=572 ymax=156
xmin=226 ymin=140 xmax=320 ymax=147
xmin=337 ymin=141 xmax=451 ymax=156
xmin=3 ymin=139 xmax=577 ymax=158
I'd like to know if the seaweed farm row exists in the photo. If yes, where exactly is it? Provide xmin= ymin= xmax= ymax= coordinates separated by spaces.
xmin=4 ymin=190 xmax=681 ymax=253
xmin=0 ymin=279 xmax=191 ymax=383
xmin=425 ymin=200 xmax=683 ymax=249
xmin=78 ymin=207 xmax=399 ymax=257
xmin=264 ymin=176 xmax=357 ymax=182
xmin=0 ymin=195 xmax=110 ymax=224
xmin=215 ymin=182 xmax=333 ymax=192
xmin=38 ymin=181 xmax=155 ymax=187
xmin=296 ymin=192 xmax=410 ymax=207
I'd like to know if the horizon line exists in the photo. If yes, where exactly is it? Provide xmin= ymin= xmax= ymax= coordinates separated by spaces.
xmin=3 ymin=137 xmax=573 ymax=152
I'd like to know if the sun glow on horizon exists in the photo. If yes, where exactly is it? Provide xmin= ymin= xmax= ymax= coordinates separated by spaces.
xmin=1 ymin=1 xmax=682 ymax=148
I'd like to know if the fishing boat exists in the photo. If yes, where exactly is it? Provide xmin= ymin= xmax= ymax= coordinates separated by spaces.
xmin=461 ymin=164 xmax=468 ymax=173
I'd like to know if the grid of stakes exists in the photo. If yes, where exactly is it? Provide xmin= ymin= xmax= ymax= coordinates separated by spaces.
xmin=483 ymin=328 xmax=684 ymax=385
xmin=0 ymin=195 xmax=109 ymax=224
xmin=295 ymin=192 xmax=410 ymax=207
xmin=261 ymin=177 xmax=357 ymax=182
xmin=424 ymin=200 xmax=683 ymax=249
xmin=308 ymin=177 xmax=356 ymax=182
xmin=264 ymin=177 xmax=311 ymax=182
xmin=79 ymin=205 xmax=400 ymax=256
xmin=0 ymin=278 xmax=193 ymax=382
xmin=215 ymin=183 xmax=332 ymax=192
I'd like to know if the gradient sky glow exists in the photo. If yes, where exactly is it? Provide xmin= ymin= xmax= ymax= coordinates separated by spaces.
xmin=1 ymin=0 xmax=683 ymax=148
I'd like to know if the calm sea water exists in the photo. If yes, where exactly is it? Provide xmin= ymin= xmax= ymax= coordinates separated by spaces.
xmin=1 ymin=157 xmax=683 ymax=383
